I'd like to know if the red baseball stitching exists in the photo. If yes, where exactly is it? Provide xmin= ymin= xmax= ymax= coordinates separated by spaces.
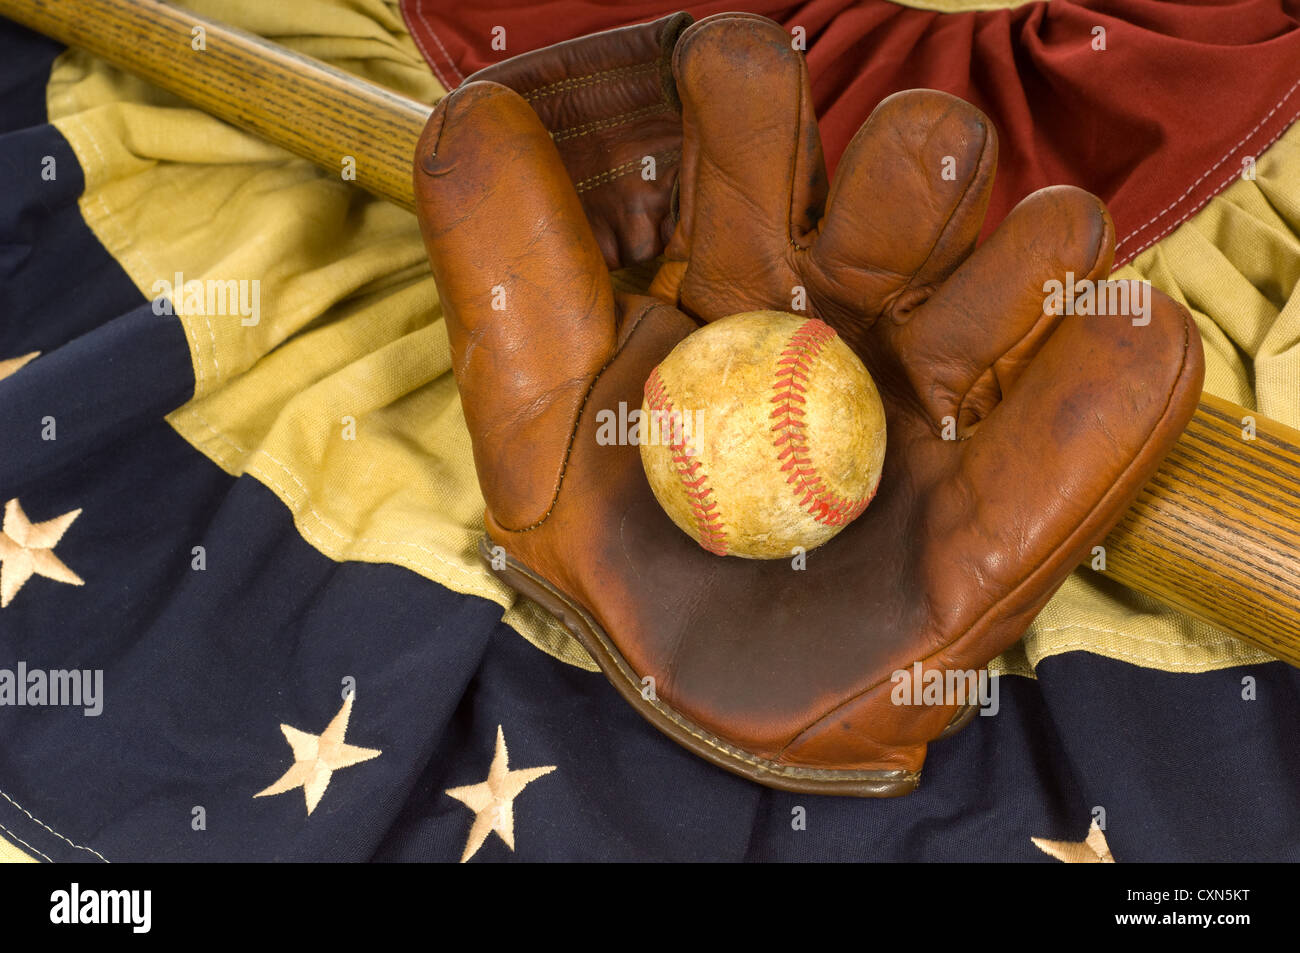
xmin=771 ymin=319 xmax=875 ymax=527
xmin=644 ymin=367 xmax=727 ymax=556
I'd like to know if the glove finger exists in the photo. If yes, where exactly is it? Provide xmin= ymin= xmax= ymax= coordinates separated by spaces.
xmin=929 ymin=289 xmax=1204 ymax=663
xmin=810 ymin=89 xmax=996 ymax=323
xmin=414 ymin=80 xmax=617 ymax=532
xmin=653 ymin=13 xmax=827 ymax=315
xmin=890 ymin=186 xmax=1114 ymax=435
xmin=466 ymin=12 xmax=694 ymax=268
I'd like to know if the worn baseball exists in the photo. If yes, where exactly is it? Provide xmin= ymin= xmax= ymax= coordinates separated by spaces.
xmin=639 ymin=310 xmax=886 ymax=559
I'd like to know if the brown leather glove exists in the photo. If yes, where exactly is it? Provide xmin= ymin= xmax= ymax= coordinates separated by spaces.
xmin=414 ymin=14 xmax=1205 ymax=796
xmin=467 ymin=12 xmax=692 ymax=268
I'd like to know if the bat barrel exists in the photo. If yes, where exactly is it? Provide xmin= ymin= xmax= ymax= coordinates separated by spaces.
xmin=1105 ymin=394 xmax=1300 ymax=667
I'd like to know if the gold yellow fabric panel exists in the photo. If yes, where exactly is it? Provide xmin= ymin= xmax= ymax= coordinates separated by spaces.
xmin=0 ymin=833 xmax=37 ymax=863
xmin=1119 ymin=130 xmax=1300 ymax=430
xmin=45 ymin=0 xmax=1296 ymax=677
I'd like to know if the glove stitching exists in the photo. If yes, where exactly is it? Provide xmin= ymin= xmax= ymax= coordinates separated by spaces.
xmin=884 ymin=124 xmax=994 ymax=317
xmin=502 ymin=299 xmax=666 ymax=534
xmin=959 ymin=197 xmax=1112 ymax=426
xmin=784 ymin=50 xmax=816 ymax=252
xmin=575 ymin=150 xmax=680 ymax=193
xmin=550 ymin=102 xmax=673 ymax=143
xmin=520 ymin=62 xmax=659 ymax=102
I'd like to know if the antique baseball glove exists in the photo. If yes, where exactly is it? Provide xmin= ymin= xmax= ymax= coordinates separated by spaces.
xmin=467 ymin=11 xmax=692 ymax=269
xmin=414 ymin=14 xmax=1204 ymax=795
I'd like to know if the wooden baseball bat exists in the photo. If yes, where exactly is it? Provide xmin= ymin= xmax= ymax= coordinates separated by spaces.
xmin=5 ymin=0 xmax=1299 ymax=666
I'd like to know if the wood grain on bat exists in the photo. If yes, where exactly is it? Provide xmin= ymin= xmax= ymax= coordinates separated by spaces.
xmin=0 ymin=0 xmax=431 ymax=209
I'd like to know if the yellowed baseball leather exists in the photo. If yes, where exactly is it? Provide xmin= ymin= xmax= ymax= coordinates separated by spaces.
xmin=639 ymin=311 xmax=886 ymax=558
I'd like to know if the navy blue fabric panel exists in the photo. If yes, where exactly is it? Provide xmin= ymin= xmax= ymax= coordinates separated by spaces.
xmin=0 ymin=468 xmax=505 ymax=862
xmin=369 ymin=636 xmax=1300 ymax=861
xmin=0 ymin=122 xmax=149 ymax=356
xmin=0 ymin=304 xmax=194 ymax=490
xmin=0 ymin=17 xmax=62 ymax=133
xmin=1027 ymin=652 xmax=1300 ymax=861
xmin=0 ymin=18 xmax=147 ymax=357
xmin=0 ymin=380 xmax=229 ymax=644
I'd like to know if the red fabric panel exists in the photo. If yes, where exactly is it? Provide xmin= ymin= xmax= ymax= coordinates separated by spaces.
xmin=402 ymin=0 xmax=1300 ymax=262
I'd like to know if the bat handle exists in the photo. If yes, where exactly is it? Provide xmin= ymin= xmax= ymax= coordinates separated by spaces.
xmin=0 ymin=0 xmax=432 ymax=209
